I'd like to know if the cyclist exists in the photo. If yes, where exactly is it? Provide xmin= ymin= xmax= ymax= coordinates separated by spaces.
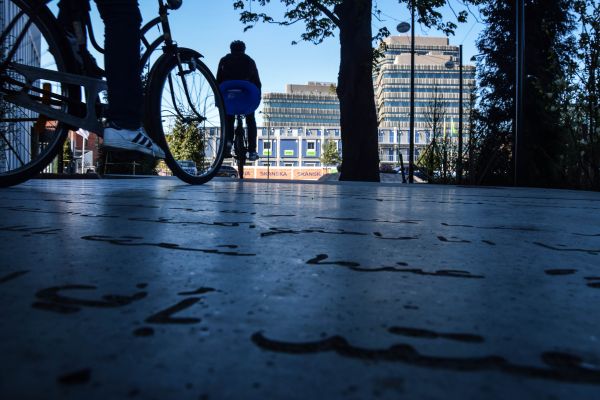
xmin=216 ymin=40 xmax=261 ymax=161
xmin=57 ymin=0 xmax=165 ymax=158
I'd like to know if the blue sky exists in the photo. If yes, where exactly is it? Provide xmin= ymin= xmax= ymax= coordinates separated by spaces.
xmin=82 ymin=1 xmax=483 ymax=122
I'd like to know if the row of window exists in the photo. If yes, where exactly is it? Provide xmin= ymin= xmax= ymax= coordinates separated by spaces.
xmin=263 ymin=102 xmax=340 ymax=110
xmin=267 ymin=117 xmax=340 ymax=124
xmin=382 ymin=72 xmax=475 ymax=80
xmin=260 ymin=128 xmax=340 ymax=136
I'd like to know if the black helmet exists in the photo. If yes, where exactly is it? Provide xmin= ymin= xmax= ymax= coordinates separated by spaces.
xmin=230 ymin=40 xmax=246 ymax=53
xmin=166 ymin=0 xmax=182 ymax=9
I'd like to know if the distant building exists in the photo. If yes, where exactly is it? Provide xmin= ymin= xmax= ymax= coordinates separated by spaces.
xmin=225 ymin=82 xmax=342 ymax=168
xmin=0 ymin=3 xmax=42 ymax=173
xmin=262 ymin=82 xmax=340 ymax=127
xmin=375 ymin=36 xmax=476 ymax=164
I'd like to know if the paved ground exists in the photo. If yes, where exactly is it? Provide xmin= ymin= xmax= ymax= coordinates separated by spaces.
xmin=1 ymin=177 xmax=600 ymax=399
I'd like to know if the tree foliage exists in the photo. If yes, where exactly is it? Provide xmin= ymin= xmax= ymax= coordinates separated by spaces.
xmin=559 ymin=0 xmax=600 ymax=189
xmin=470 ymin=0 xmax=575 ymax=187
xmin=419 ymin=84 xmax=446 ymax=181
xmin=320 ymin=139 xmax=341 ymax=166
xmin=166 ymin=117 xmax=206 ymax=167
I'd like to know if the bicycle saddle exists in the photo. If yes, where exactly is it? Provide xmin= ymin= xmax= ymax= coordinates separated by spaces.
xmin=219 ymin=80 xmax=261 ymax=116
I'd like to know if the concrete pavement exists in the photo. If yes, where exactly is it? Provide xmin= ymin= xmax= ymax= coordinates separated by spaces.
xmin=1 ymin=177 xmax=599 ymax=399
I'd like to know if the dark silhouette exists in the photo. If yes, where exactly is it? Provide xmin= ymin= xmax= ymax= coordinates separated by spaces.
xmin=217 ymin=40 xmax=262 ymax=160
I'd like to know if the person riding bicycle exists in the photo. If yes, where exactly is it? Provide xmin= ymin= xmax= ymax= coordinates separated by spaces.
xmin=216 ymin=40 xmax=261 ymax=161
xmin=57 ymin=0 xmax=165 ymax=159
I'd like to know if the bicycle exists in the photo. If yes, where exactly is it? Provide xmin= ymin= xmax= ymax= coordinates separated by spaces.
xmin=0 ymin=0 xmax=226 ymax=187
xmin=219 ymin=80 xmax=260 ymax=181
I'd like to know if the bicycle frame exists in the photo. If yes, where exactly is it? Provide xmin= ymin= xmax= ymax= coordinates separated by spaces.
xmin=0 ymin=0 xmax=201 ymax=134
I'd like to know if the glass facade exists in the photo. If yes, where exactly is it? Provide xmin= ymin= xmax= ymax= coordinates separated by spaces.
xmin=374 ymin=36 xmax=476 ymax=164
xmin=262 ymin=82 xmax=340 ymax=127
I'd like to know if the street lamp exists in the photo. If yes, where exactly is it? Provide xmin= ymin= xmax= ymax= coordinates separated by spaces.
xmin=397 ymin=0 xmax=415 ymax=184
xmin=259 ymin=110 xmax=272 ymax=180
xmin=515 ymin=0 xmax=525 ymax=186
xmin=444 ymin=45 xmax=464 ymax=184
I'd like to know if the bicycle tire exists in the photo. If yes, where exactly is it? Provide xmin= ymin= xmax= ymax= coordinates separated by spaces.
xmin=145 ymin=47 xmax=226 ymax=185
xmin=0 ymin=0 xmax=79 ymax=187
xmin=234 ymin=124 xmax=246 ymax=180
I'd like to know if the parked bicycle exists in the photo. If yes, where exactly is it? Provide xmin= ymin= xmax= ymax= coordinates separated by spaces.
xmin=0 ymin=0 xmax=226 ymax=187
xmin=219 ymin=80 xmax=260 ymax=180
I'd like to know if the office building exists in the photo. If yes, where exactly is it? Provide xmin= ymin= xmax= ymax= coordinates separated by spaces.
xmin=262 ymin=82 xmax=340 ymax=127
xmin=375 ymin=36 xmax=476 ymax=164
xmin=236 ymin=82 xmax=342 ymax=168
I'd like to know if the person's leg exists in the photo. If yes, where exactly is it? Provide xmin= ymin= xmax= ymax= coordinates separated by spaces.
xmin=95 ymin=0 xmax=163 ymax=158
xmin=225 ymin=115 xmax=235 ymax=144
xmin=94 ymin=0 xmax=142 ymax=129
xmin=57 ymin=0 xmax=90 ymax=30
xmin=57 ymin=0 xmax=103 ymax=77
xmin=245 ymin=113 xmax=257 ymax=153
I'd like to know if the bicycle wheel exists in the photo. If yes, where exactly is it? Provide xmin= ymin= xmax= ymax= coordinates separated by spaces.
xmin=145 ymin=47 xmax=226 ymax=185
xmin=0 ymin=0 xmax=78 ymax=187
xmin=234 ymin=125 xmax=246 ymax=180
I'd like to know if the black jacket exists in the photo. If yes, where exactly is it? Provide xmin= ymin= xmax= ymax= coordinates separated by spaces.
xmin=216 ymin=52 xmax=261 ymax=89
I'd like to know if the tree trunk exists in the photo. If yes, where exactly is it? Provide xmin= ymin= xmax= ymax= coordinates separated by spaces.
xmin=335 ymin=0 xmax=380 ymax=182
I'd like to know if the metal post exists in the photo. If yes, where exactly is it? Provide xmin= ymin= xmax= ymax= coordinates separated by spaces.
xmin=81 ymin=137 xmax=85 ymax=174
xmin=515 ymin=0 xmax=525 ymax=186
xmin=457 ymin=44 xmax=463 ymax=183
xmin=408 ymin=0 xmax=415 ymax=183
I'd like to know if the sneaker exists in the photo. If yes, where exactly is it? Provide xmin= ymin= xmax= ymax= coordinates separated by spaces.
xmin=248 ymin=151 xmax=259 ymax=161
xmin=103 ymin=125 xmax=165 ymax=159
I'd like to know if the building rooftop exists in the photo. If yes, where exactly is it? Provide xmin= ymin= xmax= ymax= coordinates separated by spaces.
xmin=384 ymin=36 xmax=450 ymax=47
xmin=285 ymin=82 xmax=337 ymax=96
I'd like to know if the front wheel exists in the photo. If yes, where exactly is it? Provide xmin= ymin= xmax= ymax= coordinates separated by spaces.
xmin=145 ymin=48 xmax=226 ymax=184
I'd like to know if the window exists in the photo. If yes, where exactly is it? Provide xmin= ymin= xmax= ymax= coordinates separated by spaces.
xmin=387 ymin=148 xmax=395 ymax=162
xmin=306 ymin=140 xmax=316 ymax=157
xmin=262 ymin=140 xmax=274 ymax=156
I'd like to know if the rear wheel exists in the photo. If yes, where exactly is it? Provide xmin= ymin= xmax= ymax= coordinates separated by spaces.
xmin=0 ymin=1 xmax=78 ymax=187
xmin=145 ymin=48 xmax=226 ymax=184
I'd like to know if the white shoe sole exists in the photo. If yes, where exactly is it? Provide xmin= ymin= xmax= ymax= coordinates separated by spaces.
xmin=103 ymin=135 xmax=165 ymax=159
